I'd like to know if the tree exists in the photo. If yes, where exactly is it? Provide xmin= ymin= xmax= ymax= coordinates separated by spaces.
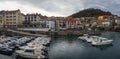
xmin=70 ymin=8 xmax=113 ymax=18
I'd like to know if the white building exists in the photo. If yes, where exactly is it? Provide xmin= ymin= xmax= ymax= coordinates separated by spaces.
xmin=115 ymin=19 xmax=120 ymax=24
xmin=24 ymin=13 xmax=41 ymax=27
xmin=102 ymin=22 xmax=111 ymax=27
xmin=18 ymin=20 xmax=55 ymax=31
xmin=37 ymin=20 xmax=55 ymax=31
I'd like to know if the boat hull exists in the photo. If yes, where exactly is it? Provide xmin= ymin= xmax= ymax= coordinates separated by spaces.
xmin=0 ymin=49 xmax=13 ymax=55
xmin=92 ymin=40 xmax=113 ymax=46
xmin=15 ymin=50 xmax=45 ymax=59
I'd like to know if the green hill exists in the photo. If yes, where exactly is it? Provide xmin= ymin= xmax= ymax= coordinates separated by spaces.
xmin=70 ymin=8 xmax=112 ymax=18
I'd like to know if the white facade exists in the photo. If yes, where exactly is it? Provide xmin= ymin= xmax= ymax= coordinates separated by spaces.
xmin=102 ymin=22 xmax=111 ymax=26
xmin=20 ymin=20 xmax=55 ymax=31
xmin=115 ymin=19 xmax=120 ymax=24
xmin=38 ymin=20 xmax=55 ymax=31
xmin=24 ymin=14 xmax=41 ymax=24
xmin=46 ymin=21 xmax=55 ymax=30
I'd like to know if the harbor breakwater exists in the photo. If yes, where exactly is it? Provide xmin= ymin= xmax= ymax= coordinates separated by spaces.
xmin=0 ymin=29 xmax=101 ymax=36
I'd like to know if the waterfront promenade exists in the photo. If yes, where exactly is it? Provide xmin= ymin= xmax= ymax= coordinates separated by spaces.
xmin=7 ymin=29 xmax=48 ymax=37
xmin=1 ymin=29 xmax=101 ymax=37
xmin=0 ymin=28 xmax=101 ymax=36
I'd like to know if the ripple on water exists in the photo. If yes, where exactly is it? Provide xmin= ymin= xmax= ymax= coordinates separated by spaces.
xmin=49 ymin=32 xmax=120 ymax=59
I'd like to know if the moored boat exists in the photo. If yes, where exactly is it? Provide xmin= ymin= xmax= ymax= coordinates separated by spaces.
xmin=78 ymin=34 xmax=89 ymax=41
xmin=78 ymin=34 xmax=113 ymax=46
xmin=91 ymin=37 xmax=113 ymax=46
xmin=15 ymin=43 xmax=45 ymax=59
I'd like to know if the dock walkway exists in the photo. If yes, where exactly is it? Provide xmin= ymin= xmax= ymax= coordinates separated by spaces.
xmin=7 ymin=29 xmax=48 ymax=37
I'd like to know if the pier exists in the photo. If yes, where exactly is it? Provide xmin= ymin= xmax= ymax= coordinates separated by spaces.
xmin=0 ymin=28 xmax=101 ymax=36
xmin=7 ymin=29 xmax=48 ymax=37
xmin=0 ymin=29 xmax=48 ymax=37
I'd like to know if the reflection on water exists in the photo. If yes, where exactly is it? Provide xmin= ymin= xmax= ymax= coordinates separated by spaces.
xmin=49 ymin=37 xmax=85 ymax=59
xmin=0 ymin=54 xmax=12 ymax=59
xmin=93 ymin=44 xmax=113 ymax=51
xmin=0 ymin=31 xmax=120 ymax=59
xmin=49 ymin=32 xmax=120 ymax=59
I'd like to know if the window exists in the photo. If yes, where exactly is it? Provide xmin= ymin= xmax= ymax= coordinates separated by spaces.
xmin=28 ymin=19 xmax=30 ymax=22
xmin=6 ymin=19 xmax=8 ymax=21
xmin=25 ymin=17 xmax=27 ymax=20
xmin=13 ymin=16 xmax=16 ymax=18
xmin=31 ymin=19 xmax=33 ymax=21
xmin=10 ymin=16 xmax=12 ymax=18
xmin=13 ymin=19 xmax=16 ymax=21
xmin=13 ymin=22 xmax=16 ymax=24
xmin=6 ymin=13 xmax=8 ymax=15
xmin=0 ymin=16 xmax=2 ymax=19
xmin=6 ymin=16 xmax=9 ymax=18
xmin=34 ymin=16 xmax=36 ymax=19
xmin=31 ymin=16 xmax=33 ymax=19
xmin=34 ymin=19 xmax=36 ymax=21
xmin=28 ymin=17 xmax=30 ymax=20
xmin=46 ymin=25 xmax=49 ymax=28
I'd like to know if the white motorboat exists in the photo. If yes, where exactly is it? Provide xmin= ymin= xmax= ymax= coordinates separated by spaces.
xmin=78 ymin=34 xmax=89 ymax=41
xmin=78 ymin=34 xmax=94 ymax=43
xmin=15 ymin=37 xmax=31 ymax=45
xmin=15 ymin=43 xmax=45 ymax=59
xmin=86 ymin=36 xmax=99 ymax=43
xmin=78 ymin=34 xmax=113 ymax=45
xmin=34 ymin=37 xmax=51 ymax=46
xmin=42 ymin=37 xmax=51 ymax=46
xmin=91 ymin=36 xmax=113 ymax=45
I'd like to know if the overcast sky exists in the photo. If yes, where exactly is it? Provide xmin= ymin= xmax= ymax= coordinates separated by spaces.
xmin=0 ymin=0 xmax=120 ymax=17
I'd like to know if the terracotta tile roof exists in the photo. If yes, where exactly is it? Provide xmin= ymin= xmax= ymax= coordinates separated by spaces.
xmin=47 ymin=17 xmax=67 ymax=20
xmin=4 ymin=9 xmax=20 ymax=13
xmin=25 ymin=13 xmax=38 ymax=16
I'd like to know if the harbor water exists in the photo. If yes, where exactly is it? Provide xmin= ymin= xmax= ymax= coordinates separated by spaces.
xmin=1 ymin=31 xmax=120 ymax=59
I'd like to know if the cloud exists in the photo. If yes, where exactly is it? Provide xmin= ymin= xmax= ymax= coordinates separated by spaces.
xmin=0 ymin=0 xmax=65 ymax=16
xmin=0 ymin=0 xmax=120 ymax=16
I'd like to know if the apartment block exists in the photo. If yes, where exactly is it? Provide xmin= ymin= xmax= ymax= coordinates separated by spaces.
xmin=0 ymin=9 xmax=24 ymax=28
xmin=23 ymin=13 xmax=41 ymax=28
